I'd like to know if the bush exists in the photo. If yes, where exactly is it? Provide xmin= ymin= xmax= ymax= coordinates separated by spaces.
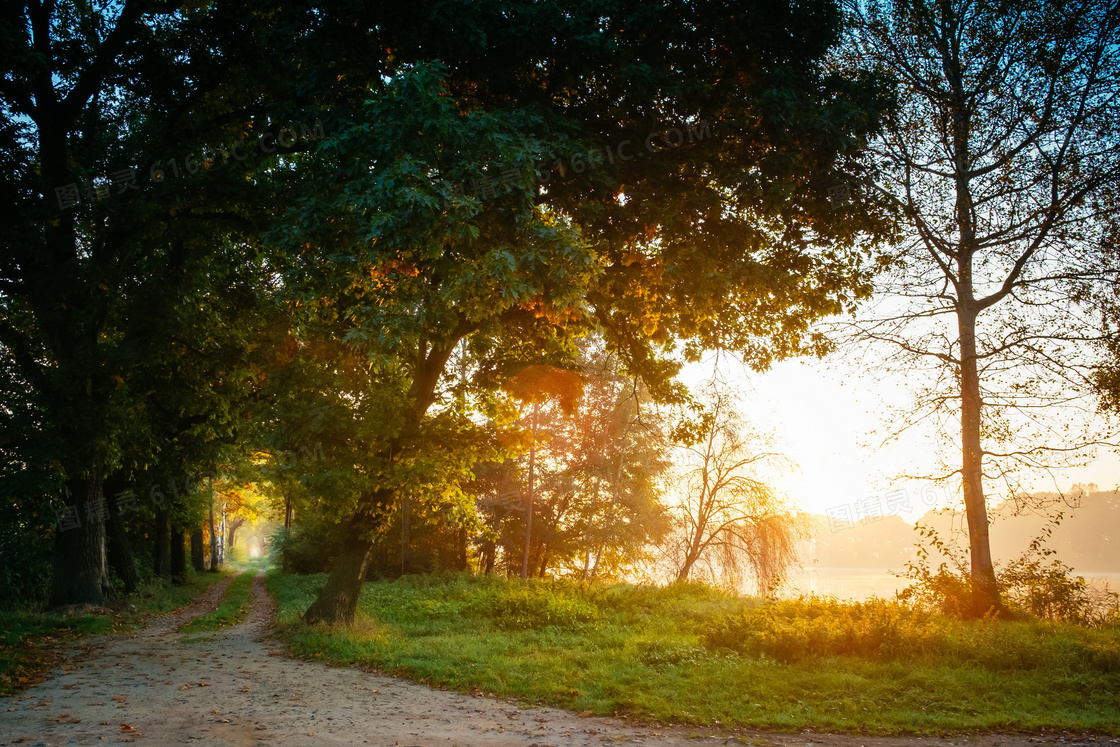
xmin=1001 ymin=557 xmax=1120 ymax=626
xmin=270 ymin=522 xmax=338 ymax=574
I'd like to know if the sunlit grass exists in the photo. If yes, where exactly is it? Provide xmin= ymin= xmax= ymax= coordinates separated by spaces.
xmin=179 ymin=569 xmax=256 ymax=633
xmin=266 ymin=571 xmax=1120 ymax=735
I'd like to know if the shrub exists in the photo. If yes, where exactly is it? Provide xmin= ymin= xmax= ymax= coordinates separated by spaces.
xmin=270 ymin=522 xmax=338 ymax=574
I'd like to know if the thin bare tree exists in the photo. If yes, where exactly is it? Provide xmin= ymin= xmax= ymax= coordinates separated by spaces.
xmin=838 ymin=0 xmax=1120 ymax=613
xmin=668 ymin=385 xmax=806 ymax=594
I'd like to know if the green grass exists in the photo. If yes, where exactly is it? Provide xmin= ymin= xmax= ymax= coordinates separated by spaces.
xmin=179 ymin=570 xmax=256 ymax=633
xmin=0 ymin=571 xmax=226 ymax=696
xmin=266 ymin=571 xmax=1120 ymax=736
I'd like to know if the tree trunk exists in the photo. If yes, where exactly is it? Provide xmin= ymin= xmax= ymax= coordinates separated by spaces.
xmin=190 ymin=529 xmax=205 ymax=572
xmin=457 ymin=526 xmax=468 ymax=571
xmin=208 ymin=477 xmax=219 ymax=572
xmin=537 ymin=545 xmax=549 ymax=578
xmin=303 ymin=510 xmax=379 ymax=625
xmin=49 ymin=473 xmax=113 ymax=607
xmin=104 ymin=478 xmax=138 ymax=594
xmin=400 ymin=492 xmax=410 ymax=575
xmin=170 ymin=527 xmax=186 ymax=580
xmin=153 ymin=507 xmax=172 ymax=582
xmin=520 ymin=405 xmax=537 ymax=579
xmin=228 ymin=517 xmax=245 ymax=556
xmin=482 ymin=539 xmax=495 ymax=575
xmin=958 ymin=305 xmax=1002 ymax=616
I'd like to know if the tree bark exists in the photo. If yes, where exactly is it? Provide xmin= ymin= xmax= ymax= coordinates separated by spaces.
xmin=456 ymin=526 xmax=468 ymax=571
xmin=228 ymin=516 xmax=245 ymax=555
xmin=48 ymin=473 xmax=113 ymax=607
xmin=103 ymin=478 xmax=138 ymax=594
xmin=482 ymin=538 xmax=495 ymax=574
xmin=190 ymin=528 xmax=205 ymax=572
xmin=520 ymin=404 xmax=537 ymax=579
xmin=537 ymin=545 xmax=549 ymax=578
xmin=170 ymin=527 xmax=186 ymax=580
xmin=208 ymin=477 xmax=219 ymax=572
xmin=153 ymin=507 xmax=172 ymax=582
xmin=303 ymin=509 xmax=380 ymax=625
xmin=958 ymin=304 xmax=1002 ymax=616
xmin=400 ymin=492 xmax=410 ymax=575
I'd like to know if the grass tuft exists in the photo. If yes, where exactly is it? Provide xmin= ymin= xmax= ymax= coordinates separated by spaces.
xmin=179 ymin=570 xmax=256 ymax=633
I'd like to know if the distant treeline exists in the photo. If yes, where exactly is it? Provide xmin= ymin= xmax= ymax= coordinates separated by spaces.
xmin=806 ymin=490 xmax=1120 ymax=574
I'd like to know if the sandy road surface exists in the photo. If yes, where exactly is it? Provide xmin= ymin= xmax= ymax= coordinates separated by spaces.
xmin=2 ymin=572 xmax=1116 ymax=747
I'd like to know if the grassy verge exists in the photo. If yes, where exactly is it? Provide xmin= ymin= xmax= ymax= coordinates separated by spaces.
xmin=0 ymin=571 xmax=227 ymax=696
xmin=178 ymin=570 xmax=256 ymax=633
xmin=267 ymin=571 xmax=1120 ymax=736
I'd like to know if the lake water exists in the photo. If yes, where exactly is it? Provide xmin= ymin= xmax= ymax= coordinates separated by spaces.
xmin=783 ymin=567 xmax=1120 ymax=601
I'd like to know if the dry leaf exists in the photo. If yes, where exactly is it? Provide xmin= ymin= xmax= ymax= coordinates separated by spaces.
xmin=111 ymin=695 xmax=127 ymax=702
xmin=120 ymin=723 xmax=135 ymax=732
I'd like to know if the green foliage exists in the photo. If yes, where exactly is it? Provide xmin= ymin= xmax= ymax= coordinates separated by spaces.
xmin=267 ymin=571 xmax=1120 ymax=734
xmin=270 ymin=522 xmax=338 ymax=575
xmin=901 ymin=515 xmax=1120 ymax=626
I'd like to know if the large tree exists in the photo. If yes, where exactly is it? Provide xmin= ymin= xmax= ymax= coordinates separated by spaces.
xmin=273 ymin=0 xmax=894 ymax=624
xmin=842 ymin=0 xmax=1120 ymax=614
xmin=0 ymin=0 xmax=329 ymax=605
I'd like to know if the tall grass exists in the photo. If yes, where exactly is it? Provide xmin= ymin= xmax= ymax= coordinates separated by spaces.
xmin=267 ymin=571 xmax=1120 ymax=735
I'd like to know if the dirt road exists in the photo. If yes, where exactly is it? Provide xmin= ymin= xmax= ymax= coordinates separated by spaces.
xmin=1 ymin=572 xmax=1115 ymax=747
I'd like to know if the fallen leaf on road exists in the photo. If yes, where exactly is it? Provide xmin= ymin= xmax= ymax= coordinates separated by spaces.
xmin=120 ymin=723 xmax=135 ymax=731
xmin=112 ymin=695 xmax=127 ymax=702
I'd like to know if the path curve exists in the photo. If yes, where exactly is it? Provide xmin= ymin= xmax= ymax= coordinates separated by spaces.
xmin=1 ymin=572 xmax=1113 ymax=746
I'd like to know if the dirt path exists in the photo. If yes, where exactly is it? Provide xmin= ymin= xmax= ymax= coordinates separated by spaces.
xmin=2 ymin=573 xmax=1116 ymax=747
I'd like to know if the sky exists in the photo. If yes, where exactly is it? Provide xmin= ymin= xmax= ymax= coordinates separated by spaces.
xmin=678 ymin=353 xmax=1120 ymax=524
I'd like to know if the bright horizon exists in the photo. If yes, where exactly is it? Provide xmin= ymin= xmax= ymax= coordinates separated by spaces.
xmin=679 ymin=353 xmax=1120 ymax=525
